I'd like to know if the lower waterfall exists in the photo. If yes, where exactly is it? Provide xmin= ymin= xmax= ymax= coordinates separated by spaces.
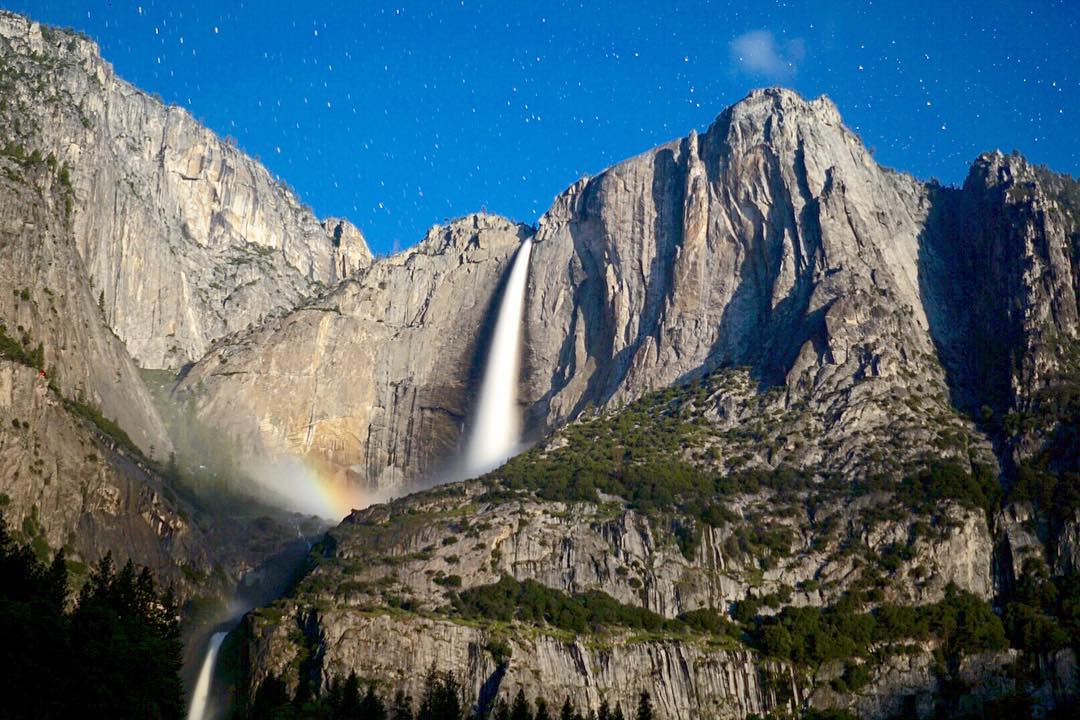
xmin=461 ymin=238 xmax=533 ymax=477
xmin=187 ymin=631 xmax=226 ymax=720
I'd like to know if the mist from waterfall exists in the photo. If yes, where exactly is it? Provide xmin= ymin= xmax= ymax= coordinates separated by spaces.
xmin=187 ymin=631 xmax=227 ymax=720
xmin=461 ymin=238 xmax=533 ymax=477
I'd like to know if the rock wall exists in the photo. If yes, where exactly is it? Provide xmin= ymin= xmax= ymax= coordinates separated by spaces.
xmin=0 ymin=11 xmax=371 ymax=369
xmin=524 ymin=89 xmax=937 ymax=428
xmin=0 ymin=150 xmax=168 ymax=457
xmin=314 ymin=482 xmax=994 ymax=622
xmin=245 ymin=608 xmax=796 ymax=720
xmin=920 ymin=151 xmax=1080 ymax=465
xmin=0 ymin=75 xmax=305 ymax=604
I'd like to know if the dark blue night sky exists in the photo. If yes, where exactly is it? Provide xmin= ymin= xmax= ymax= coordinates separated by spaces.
xmin=8 ymin=1 xmax=1079 ymax=254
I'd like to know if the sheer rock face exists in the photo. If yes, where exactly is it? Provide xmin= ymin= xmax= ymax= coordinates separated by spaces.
xmin=0 ymin=154 xmax=169 ymax=458
xmin=524 ymin=87 xmax=939 ymax=435
xmin=177 ymin=214 xmax=532 ymax=494
xmin=0 ymin=148 xmax=307 ymax=600
xmin=0 ymin=12 xmax=371 ymax=369
xmin=0 ymin=15 xmax=313 ymax=596
xmin=0 ymin=361 xmax=217 ymax=595
xmin=0 ymin=157 xmax=208 ymax=588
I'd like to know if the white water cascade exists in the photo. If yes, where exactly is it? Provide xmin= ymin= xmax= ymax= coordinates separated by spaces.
xmin=187 ymin=631 xmax=227 ymax=720
xmin=461 ymin=238 xmax=533 ymax=476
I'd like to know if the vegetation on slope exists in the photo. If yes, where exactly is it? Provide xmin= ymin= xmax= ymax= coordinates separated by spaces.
xmin=449 ymin=575 xmax=739 ymax=640
xmin=486 ymin=371 xmax=997 ymax=529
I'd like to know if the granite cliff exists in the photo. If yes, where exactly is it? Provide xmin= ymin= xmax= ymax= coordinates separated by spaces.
xmin=0 ymin=11 xmax=371 ymax=370
xmin=180 ymin=88 xmax=1014 ymax=496
xmin=1 ymin=9 xmax=1078 ymax=719
xmin=0 ymin=11 xmax=336 ymax=611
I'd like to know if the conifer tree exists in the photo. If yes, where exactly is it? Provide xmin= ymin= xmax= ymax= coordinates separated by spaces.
xmin=340 ymin=672 xmax=363 ymax=718
xmin=634 ymin=692 xmax=652 ymax=720
xmin=360 ymin=684 xmax=388 ymax=720
xmin=390 ymin=690 xmax=414 ymax=720
xmin=510 ymin=688 xmax=533 ymax=720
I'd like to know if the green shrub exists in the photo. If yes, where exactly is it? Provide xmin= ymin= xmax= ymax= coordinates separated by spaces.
xmin=453 ymin=576 xmax=675 ymax=634
xmin=749 ymin=584 xmax=1005 ymax=667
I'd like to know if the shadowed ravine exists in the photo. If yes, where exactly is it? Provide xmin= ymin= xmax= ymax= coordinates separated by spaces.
xmin=184 ymin=532 xmax=316 ymax=720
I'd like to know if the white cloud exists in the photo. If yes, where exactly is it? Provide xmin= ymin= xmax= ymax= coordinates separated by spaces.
xmin=729 ymin=30 xmax=805 ymax=80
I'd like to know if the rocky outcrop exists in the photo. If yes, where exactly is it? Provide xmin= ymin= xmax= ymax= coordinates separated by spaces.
xmin=234 ymin=470 xmax=1025 ymax=719
xmin=0 ymin=358 xmax=204 ymax=588
xmin=0 ymin=12 xmax=371 ymax=369
xmin=0 ymin=150 xmax=309 ymax=601
xmin=308 ymin=481 xmax=993 ymax=621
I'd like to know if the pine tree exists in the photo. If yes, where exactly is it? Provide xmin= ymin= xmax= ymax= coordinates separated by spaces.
xmin=326 ymin=676 xmax=345 ymax=716
xmin=45 ymin=547 xmax=69 ymax=615
xmin=294 ymin=677 xmax=315 ymax=707
xmin=535 ymin=698 xmax=551 ymax=720
xmin=251 ymin=674 xmax=291 ymax=718
xmin=360 ymin=684 xmax=388 ymax=720
xmin=493 ymin=699 xmax=511 ymax=720
xmin=390 ymin=690 xmax=414 ymax=720
xmin=559 ymin=698 xmax=576 ymax=720
xmin=510 ymin=688 xmax=533 ymax=720
xmin=598 ymin=700 xmax=611 ymax=720
xmin=0 ymin=518 xmax=184 ymax=720
xmin=417 ymin=671 xmax=462 ymax=720
xmin=611 ymin=704 xmax=625 ymax=720
xmin=340 ymin=671 xmax=363 ymax=719
xmin=634 ymin=692 xmax=652 ymax=720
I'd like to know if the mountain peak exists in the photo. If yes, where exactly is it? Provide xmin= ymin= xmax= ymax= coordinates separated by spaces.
xmin=966 ymin=149 xmax=1037 ymax=192
xmin=720 ymin=87 xmax=843 ymax=128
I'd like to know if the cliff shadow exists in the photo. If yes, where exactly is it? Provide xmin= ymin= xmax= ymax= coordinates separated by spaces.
xmin=915 ymin=182 xmax=1015 ymax=467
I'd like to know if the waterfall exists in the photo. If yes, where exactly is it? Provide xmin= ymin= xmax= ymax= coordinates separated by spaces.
xmin=187 ymin=631 xmax=227 ymax=720
xmin=462 ymin=238 xmax=533 ymax=476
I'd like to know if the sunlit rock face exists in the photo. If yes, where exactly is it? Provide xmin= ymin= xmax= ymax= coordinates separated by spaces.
xmin=0 ymin=12 xmax=371 ymax=369
xmin=177 ymin=214 xmax=533 ymax=496
xmin=0 ymin=12 xmax=333 ymax=596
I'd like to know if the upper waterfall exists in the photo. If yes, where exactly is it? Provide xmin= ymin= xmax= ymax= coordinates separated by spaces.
xmin=461 ymin=238 xmax=534 ymax=477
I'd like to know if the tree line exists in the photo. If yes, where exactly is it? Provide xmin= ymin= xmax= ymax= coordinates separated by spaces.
xmin=0 ymin=512 xmax=184 ymax=719
xmin=246 ymin=670 xmax=656 ymax=720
